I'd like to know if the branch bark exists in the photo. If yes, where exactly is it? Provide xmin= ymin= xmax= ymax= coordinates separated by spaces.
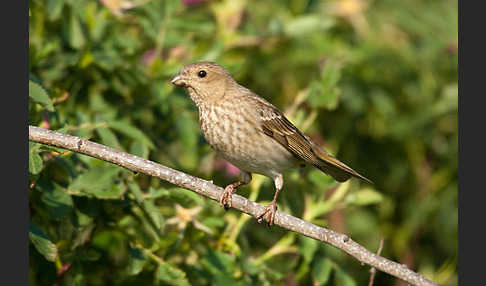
xmin=29 ymin=126 xmax=439 ymax=286
xmin=368 ymin=238 xmax=385 ymax=286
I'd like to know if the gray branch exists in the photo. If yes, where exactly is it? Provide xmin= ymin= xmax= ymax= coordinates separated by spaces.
xmin=29 ymin=125 xmax=439 ymax=286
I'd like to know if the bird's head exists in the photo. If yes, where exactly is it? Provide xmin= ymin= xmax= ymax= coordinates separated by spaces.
xmin=171 ymin=62 xmax=234 ymax=105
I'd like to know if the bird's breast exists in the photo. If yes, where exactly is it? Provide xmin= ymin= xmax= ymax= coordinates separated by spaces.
xmin=198 ymin=103 xmax=296 ymax=176
xmin=199 ymin=103 xmax=255 ymax=153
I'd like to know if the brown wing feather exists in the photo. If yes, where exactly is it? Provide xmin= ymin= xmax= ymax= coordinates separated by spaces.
xmin=257 ymin=100 xmax=372 ymax=184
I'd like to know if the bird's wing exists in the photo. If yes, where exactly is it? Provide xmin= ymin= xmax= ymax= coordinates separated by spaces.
xmin=255 ymin=98 xmax=372 ymax=184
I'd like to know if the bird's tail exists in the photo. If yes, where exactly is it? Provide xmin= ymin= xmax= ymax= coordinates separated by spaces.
xmin=311 ymin=145 xmax=373 ymax=184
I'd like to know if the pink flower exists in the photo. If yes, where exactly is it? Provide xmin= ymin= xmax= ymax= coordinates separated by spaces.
xmin=214 ymin=158 xmax=240 ymax=178
xmin=141 ymin=49 xmax=158 ymax=67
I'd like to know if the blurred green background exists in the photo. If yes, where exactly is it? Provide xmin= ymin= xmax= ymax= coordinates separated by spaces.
xmin=28 ymin=0 xmax=457 ymax=285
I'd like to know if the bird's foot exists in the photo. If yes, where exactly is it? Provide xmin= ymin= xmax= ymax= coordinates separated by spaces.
xmin=219 ymin=184 xmax=235 ymax=210
xmin=256 ymin=202 xmax=277 ymax=226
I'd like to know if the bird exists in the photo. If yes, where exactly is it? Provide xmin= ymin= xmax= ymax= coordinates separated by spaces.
xmin=171 ymin=61 xmax=372 ymax=226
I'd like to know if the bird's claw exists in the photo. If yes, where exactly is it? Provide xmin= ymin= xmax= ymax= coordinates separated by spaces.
xmin=256 ymin=202 xmax=277 ymax=226
xmin=219 ymin=185 xmax=234 ymax=210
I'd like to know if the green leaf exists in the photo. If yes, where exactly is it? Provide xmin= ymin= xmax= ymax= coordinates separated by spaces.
xmin=47 ymin=0 xmax=64 ymax=20
xmin=170 ymin=18 xmax=215 ymax=35
xmin=29 ymin=73 xmax=42 ymax=85
xmin=371 ymin=92 xmax=396 ymax=118
xmin=41 ymin=183 xmax=74 ymax=220
xmin=174 ymin=113 xmax=199 ymax=169
xmin=306 ymin=60 xmax=343 ymax=110
xmin=77 ymin=247 xmax=102 ymax=261
xmin=168 ymin=188 xmax=204 ymax=207
xmin=241 ymin=256 xmax=259 ymax=275
xmin=284 ymin=15 xmax=334 ymax=37
xmin=200 ymin=250 xmax=236 ymax=284
xmin=84 ymin=1 xmax=109 ymax=42
xmin=300 ymin=236 xmax=318 ymax=264
xmin=321 ymin=60 xmax=341 ymax=92
xmin=334 ymin=267 xmax=357 ymax=286
xmin=128 ymin=247 xmax=148 ymax=275
xmin=147 ymin=187 xmax=169 ymax=200
xmin=128 ymin=182 xmax=145 ymax=203
xmin=130 ymin=141 xmax=149 ymax=159
xmin=91 ymin=230 xmax=126 ymax=254
xmin=29 ymin=148 xmax=43 ymax=175
xmin=142 ymin=200 xmax=164 ymax=230
xmin=156 ymin=261 xmax=190 ymax=286
xmin=96 ymin=127 xmax=123 ymax=150
xmin=307 ymin=81 xmax=325 ymax=108
xmin=63 ymin=8 xmax=85 ymax=49
xmin=29 ymin=80 xmax=55 ymax=112
xmin=345 ymin=188 xmax=384 ymax=206
xmin=29 ymin=221 xmax=58 ymax=262
xmin=68 ymin=167 xmax=123 ymax=199
xmin=308 ymin=169 xmax=335 ymax=189
xmin=201 ymin=216 xmax=225 ymax=229
xmin=109 ymin=121 xmax=155 ymax=149
xmin=311 ymin=257 xmax=333 ymax=285
xmin=71 ymin=223 xmax=96 ymax=250
xmin=175 ymin=113 xmax=198 ymax=149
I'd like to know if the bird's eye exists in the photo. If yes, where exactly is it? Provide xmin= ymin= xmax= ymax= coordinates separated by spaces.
xmin=198 ymin=70 xmax=207 ymax=78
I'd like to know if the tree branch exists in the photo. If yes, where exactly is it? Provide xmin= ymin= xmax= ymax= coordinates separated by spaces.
xmin=29 ymin=126 xmax=439 ymax=286
xmin=368 ymin=238 xmax=385 ymax=286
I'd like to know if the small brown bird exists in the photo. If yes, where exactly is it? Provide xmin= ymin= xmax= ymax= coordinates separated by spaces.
xmin=171 ymin=62 xmax=371 ymax=226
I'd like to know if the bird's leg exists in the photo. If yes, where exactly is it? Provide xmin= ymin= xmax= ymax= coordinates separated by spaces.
xmin=219 ymin=171 xmax=252 ymax=210
xmin=257 ymin=174 xmax=283 ymax=226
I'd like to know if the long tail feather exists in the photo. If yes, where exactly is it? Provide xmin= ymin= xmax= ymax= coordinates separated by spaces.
xmin=312 ymin=147 xmax=373 ymax=184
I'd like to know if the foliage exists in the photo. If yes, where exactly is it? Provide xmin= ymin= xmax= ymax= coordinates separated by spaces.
xmin=29 ymin=0 xmax=457 ymax=285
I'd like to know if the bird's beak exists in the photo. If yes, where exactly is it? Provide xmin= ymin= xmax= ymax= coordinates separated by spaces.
xmin=171 ymin=74 xmax=187 ymax=87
